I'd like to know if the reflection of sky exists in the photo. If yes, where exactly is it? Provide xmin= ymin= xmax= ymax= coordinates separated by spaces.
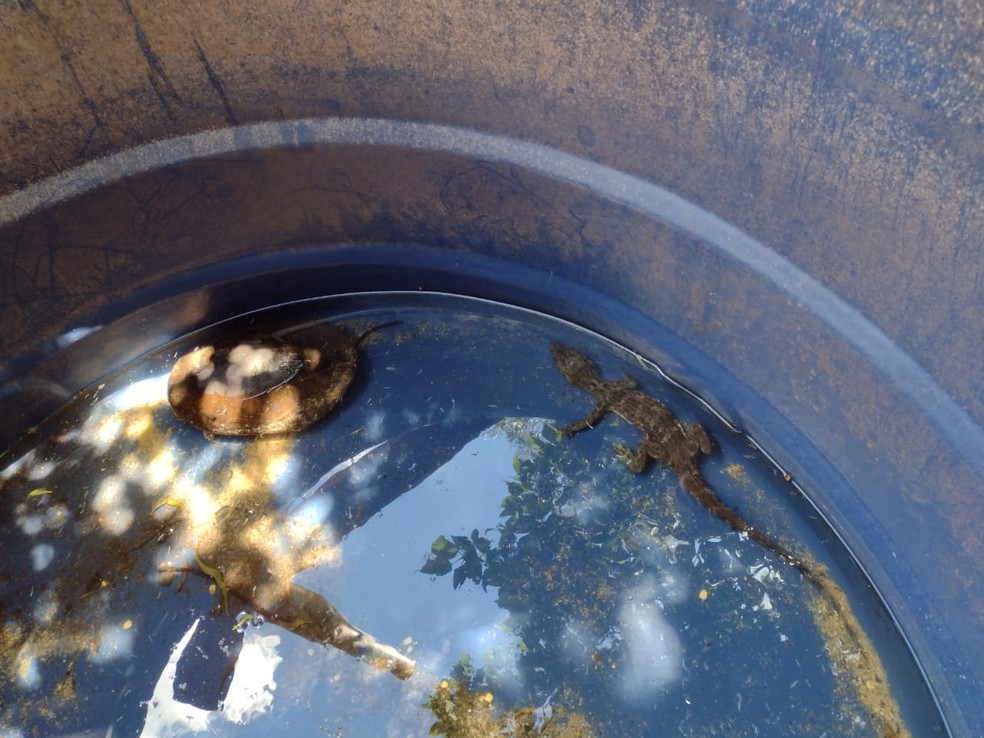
xmin=137 ymin=427 xmax=520 ymax=737
xmin=141 ymin=621 xmax=282 ymax=738
xmin=289 ymin=427 xmax=523 ymax=734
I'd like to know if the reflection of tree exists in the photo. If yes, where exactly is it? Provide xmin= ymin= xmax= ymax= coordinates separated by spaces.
xmin=425 ymin=678 xmax=596 ymax=737
xmin=0 ymin=397 xmax=344 ymax=730
xmin=420 ymin=419 xmax=899 ymax=738
xmin=422 ymin=418 xmax=671 ymax=730
xmin=0 ymin=357 xmax=484 ymax=736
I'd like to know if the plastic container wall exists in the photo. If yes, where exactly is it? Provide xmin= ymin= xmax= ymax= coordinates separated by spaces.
xmin=1 ymin=2 xmax=981 ymax=734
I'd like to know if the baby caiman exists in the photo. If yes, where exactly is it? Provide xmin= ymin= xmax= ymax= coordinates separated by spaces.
xmin=551 ymin=341 xmax=906 ymax=738
xmin=550 ymin=342 xmax=812 ymax=577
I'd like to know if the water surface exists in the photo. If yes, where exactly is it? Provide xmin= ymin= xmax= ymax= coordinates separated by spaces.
xmin=0 ymin=294 xmax=941 ymax=737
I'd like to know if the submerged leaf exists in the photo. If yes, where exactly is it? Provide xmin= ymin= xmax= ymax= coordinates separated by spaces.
xmin=233 ymin=612 xmax=257 ymax=631
xmin=421 ymin=556 xmax=454 ymax=577
xmin=195 ymin=554 xmax=230 ymax=614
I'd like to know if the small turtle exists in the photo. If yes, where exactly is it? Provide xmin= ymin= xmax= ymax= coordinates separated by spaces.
xmin=168 ymin=321 xmax=396 ymax=437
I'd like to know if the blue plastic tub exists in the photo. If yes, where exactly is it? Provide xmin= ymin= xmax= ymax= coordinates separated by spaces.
xmin=1 ymin=3 xmax=981 ymax=735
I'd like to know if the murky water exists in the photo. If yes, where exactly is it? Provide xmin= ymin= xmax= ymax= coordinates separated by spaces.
xmin=0 ymin=293 xmax=944 ymax=737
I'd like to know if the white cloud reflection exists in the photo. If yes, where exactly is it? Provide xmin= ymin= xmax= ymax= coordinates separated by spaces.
xmin=140 ymin=620 xmax=282 ymax=738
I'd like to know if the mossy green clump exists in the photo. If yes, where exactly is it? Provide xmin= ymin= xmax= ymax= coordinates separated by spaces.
xmin=425 ymin=680 xmax=596 ymax=738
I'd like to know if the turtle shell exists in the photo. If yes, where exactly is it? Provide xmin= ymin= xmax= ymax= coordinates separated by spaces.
xmin=167 ymin=323 xmax=359 ymax=437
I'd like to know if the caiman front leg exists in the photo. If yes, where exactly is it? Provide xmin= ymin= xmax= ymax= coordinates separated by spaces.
xmin=560 ymin=377 xmax=636 ymax=435
xmin=560 ymin=400 xmax=610 ymax=436
xmin=685 ymin=421 xmax=714 ymax=454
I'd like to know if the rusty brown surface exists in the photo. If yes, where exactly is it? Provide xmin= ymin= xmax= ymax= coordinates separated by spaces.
xmin=1 ymin=0 xmax=982 ymax=414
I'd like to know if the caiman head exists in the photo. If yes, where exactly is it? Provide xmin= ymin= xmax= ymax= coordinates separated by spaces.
xmin=550 ymin=342 xmax=602 ymax=385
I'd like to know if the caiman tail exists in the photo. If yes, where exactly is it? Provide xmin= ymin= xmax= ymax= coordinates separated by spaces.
xmin=678 ymin=471 xmax=868 ymax=651
xmin=679 ymin=471 xmax=813 ymax=579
